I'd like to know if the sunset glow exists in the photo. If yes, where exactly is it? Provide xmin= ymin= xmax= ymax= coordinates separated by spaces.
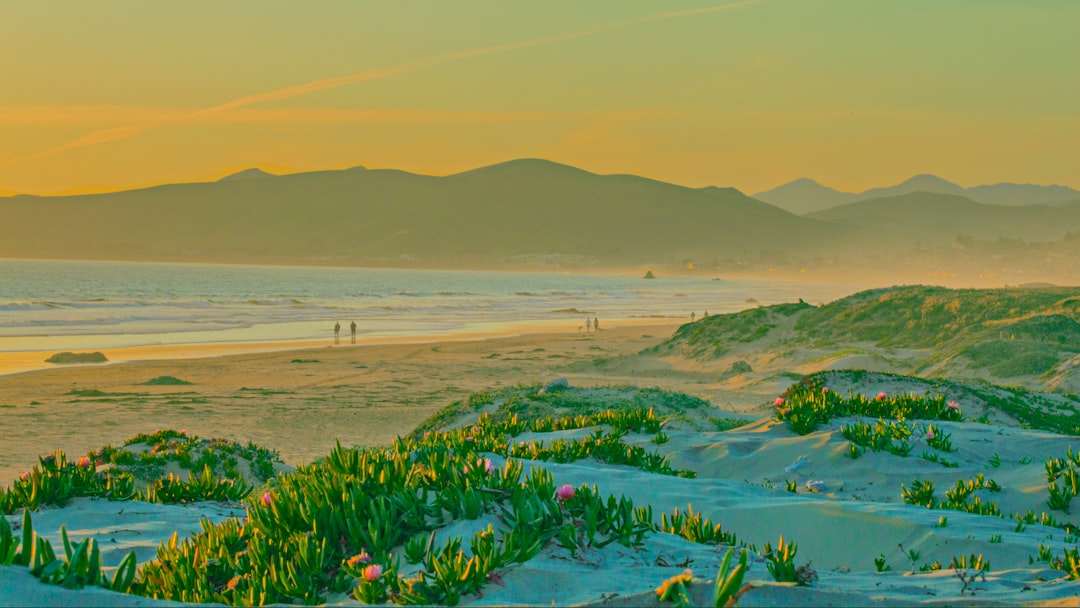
xmin=2 ymin=1 xmax=1077 ymax=196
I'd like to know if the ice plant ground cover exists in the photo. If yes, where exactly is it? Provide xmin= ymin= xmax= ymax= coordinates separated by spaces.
xmin=0 ymin=430 xmax=284 ymax=515
xmin=2 ymin=381 xmax=1080 ymax=606
xmin=0 ymin=401 xmax=778 ymax=606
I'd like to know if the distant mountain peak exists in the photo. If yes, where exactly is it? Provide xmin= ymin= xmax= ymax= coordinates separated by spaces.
xmin=787 ymin=177 xmax=828 ymax=187
xmin=218 ymin=168 xmax=276 ymax=182
xmin=451 ymin=158 xmax=595 ymax=179
xmin=896 ymin=174 xmax=963 ymax=190
xmin=751 ymin=178 xmax=856 ymax=215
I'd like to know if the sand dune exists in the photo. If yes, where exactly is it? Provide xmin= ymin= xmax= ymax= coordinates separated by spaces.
xmin=2 ymin=322 xmax=1079 ymax=606
xmin=4 ymin=410 xmax=1079 ymax=606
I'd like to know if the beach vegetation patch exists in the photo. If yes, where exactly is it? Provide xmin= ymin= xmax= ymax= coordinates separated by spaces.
xmin=139 ymin=375 xmax=193 ymax=385
xmin=759 ymin=534 xmax=806 ymax=584
xmin=839 ymin=419 xmax=915 ymax=456
xmin=1 ymin=510 xmax=138 ymax=593
xmin=660 ymin=505 xmax=738 ymax=546
xmin=712 ymin=548 xmax=749 ymax=607
xmin=874 ymin=553 xmax=891 ymax=572
xmin=410 ymin=384 xmax=710 ymax=438
xmin=710 ymin=416 xmax=748 ymax=432
xmin=44 ymin=351 xmax=107 ymax=364
xmin=655 ymin=569 xmax=693 ymax=606
xmin=775 ymin=378 xmax=962 ymax=435
xmin=1044 ymin=449 xmax=1080 ymax=514
xmin=237 ymin=387 xmax=293 ymax=395
xmin=647 ymin=285 xmax=1080 ymax=392
xmin=1 ymin=430 xmax=285 ymax=516
xmin=900 ymin=474 xmax=1002 ymax=517
xmin=33 ymin=407 xmax=752 ymax=606
xmin=646 ymin=300 xmax=810 ymax=359
xmin=808 ymin=370 xmax=1080 ymax=436
xmin=142 ymin=465 xmax=251 ymax=504
xmin=2 ymin=449 xmax=136 ymax=513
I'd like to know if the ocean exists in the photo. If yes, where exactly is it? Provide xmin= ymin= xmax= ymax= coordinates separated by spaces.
xmin=0 ymin=259 xmax=860 ymax=352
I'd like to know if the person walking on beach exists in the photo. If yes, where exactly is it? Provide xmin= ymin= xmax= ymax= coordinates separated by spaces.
xmin=690 ymin=312 xmax=696 ymax=322
xmin=594 ymin=317 xmax=599 ymax=332
xmin=334 ymin=321 xmax=341 ymax=345
xmin=585 ymin=317 xmax=592 ymax=333
xmin=350 ymin=320 xmax=357 ymax=344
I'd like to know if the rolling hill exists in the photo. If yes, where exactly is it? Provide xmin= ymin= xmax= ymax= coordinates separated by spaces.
xmin=2 ymin=159 xmax=1078 ymax=281
xmin=754 ymin=175 xmax=1080 ymax=215
xmin=642 ymin=285 xmax=1080 ymax=393
xmin=806 ymin=192 xmax=1080 ymax=245
xmin=0 ymin=159 xmax=842 ymax=269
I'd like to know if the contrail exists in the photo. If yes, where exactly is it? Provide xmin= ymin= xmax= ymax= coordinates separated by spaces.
xmin=9 ymin=0 xmax=762 ymax=164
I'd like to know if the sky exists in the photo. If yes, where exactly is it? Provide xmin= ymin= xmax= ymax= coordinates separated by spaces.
xmin=1 ymin=0 xmax=1077 ymax=196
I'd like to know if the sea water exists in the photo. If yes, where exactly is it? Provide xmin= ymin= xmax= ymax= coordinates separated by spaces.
xmin=0 ymin=259 xmax=859 ymax=352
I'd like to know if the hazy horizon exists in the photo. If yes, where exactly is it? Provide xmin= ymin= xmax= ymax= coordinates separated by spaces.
xmin=2 ymin=1 xmax=1078 ymax=196
xmin=3 ymin=157 xmax=1078 ymax=200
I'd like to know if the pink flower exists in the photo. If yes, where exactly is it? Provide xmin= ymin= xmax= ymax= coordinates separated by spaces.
xmin=822 ymin=387 xmax=829 ymax=393
xmin=876 ymin=392 xmax=887 ymax=401
xmin=780 ymin=408 xmax=791 ymax=417
xmin=261 ymin=492 xmax=273 ymax=506
xmin=347 ymin=552 xmax=372 ymax=568
xmin=179 ymin=429 xmax=187 ymax=435
xmin=556 ymin=484 xmax=576 ymax=501
xmin=926 ymin=429 xmax=935 ymax=440
xmin=483 ymin=458 xmax=494 ymax=473
xmin=19 ymin=472 xmax=29 ymax=481
xmin=464 ymin=436 xmax=474 ymax=443
xmin=362 ymin=564 xmax=383 ymax=581
xmin=774 ymin=397 xmax=785 ymax=407
xmin=76 ymin=456 xmax=92 ymax=468
xmin=947 ymin=401 xmax=960 ymax=410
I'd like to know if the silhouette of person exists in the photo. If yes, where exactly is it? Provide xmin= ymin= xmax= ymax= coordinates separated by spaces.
xmin=594 ymin=317 xmax=599 ymax=332
xmin=334 ymin=322 xmax=341 ymax=345
xmin=350 ymin=320 xmax=357 ymax=344
xmin=586 ymin=318 xmax=592 ymax=333
xmin=703 ymin=310 xmax=709 ymax=318
xmin=690 ymin=312 xmax=696 ymax=322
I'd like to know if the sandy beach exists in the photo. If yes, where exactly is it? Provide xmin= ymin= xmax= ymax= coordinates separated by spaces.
xmin=4 ymin=315 xmax=1079 ymax=607
xmin=0 ymin=318 xmax=689 ymax=486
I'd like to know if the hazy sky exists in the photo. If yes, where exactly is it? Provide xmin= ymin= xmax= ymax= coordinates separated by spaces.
xmin=1 ymin=0 xmax=1077 ymax=196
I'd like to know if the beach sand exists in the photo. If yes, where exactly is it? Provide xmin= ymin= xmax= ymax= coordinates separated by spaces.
xmin=4 ymin=319 xmax=1079 ymax=606
xmin=4 ymin=406 xmax=1080 ymax=607
xmin=0 ymin=319 xmax=689 ymax=486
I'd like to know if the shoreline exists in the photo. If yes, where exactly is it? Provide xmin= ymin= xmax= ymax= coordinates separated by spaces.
xmin=0 ymin=316 xmax=684 ymax=378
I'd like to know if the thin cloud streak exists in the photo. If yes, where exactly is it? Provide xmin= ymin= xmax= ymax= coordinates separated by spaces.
xmin=0 ymin=105 xmax=668 ymax=126
xmin=6 ymin=0 xmax=762 ymax=166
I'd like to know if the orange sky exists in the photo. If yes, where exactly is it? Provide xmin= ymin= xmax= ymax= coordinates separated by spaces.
xmin=1 ymin=0 xmax=1077 ymax=196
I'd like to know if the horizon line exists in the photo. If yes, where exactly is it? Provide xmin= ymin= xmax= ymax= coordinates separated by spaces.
xmin=3 ymin=157 xmax=1078 ymax=199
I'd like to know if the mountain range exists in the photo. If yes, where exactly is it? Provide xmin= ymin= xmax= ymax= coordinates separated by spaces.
xmin=1 ymin=159 xmax=1078 ymax=280
xmin=0 ymin=159 xmax=842 ymax=269
xmin=753 ymin=175 xmax=1080 ymax=215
